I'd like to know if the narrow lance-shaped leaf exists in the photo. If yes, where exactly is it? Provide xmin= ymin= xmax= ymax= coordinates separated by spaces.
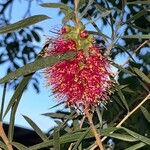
xmin=0 ymin=141 xmax=7 ymax=149
xmin=0 ymin=83 xmax=7 ymax=121
xmin=122 ymin=127 xmax=150 ymax=145
xmin=29 ymin=127 xmax=119 ymax=150
xmin=12 ymin=142 xmax=28 ymax=150
xmin=125 ymin=142 xmax=146 ymax=150
xmin=127 ymin=1 xmax=150 ymax=5
xmin=53 ymin=128 xmax=60 ymax=150
xmin=23 ymin=115 xmax=48 ymax=141
xmin=3 ymin=44 xmax=49 ymax=117
xmin=140 ymin=106 xmax=150 ymax=123
xmin=116 ymin=86 xmax=129 ymax=112
xmin=0 ymin=51 xmax=75 ymax=84
xmin=0 ymin=15 xmax=50 ymax=34
xmin=133 ymin=67 xmax=150 ymax=84
xmin=3 ymin=75 xmax=32 ymax=118
xmin=40 ymin=3 xmax=72 ymax=13
xmin=107 ymin=133 xmax=138 ymax=142
xmin=124 ymin=10 xmax=148 ymax=24
xmin=123 ymin=35 xmax=150 ymax=39
xmin=8 ymin=96 xmax=21 ymax=142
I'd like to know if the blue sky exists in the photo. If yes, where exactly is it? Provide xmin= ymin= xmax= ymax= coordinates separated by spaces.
xmin=0 ymin=0 xmax=128 ymax=132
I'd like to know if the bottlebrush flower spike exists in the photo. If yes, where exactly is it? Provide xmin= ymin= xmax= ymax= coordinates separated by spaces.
xmin=44 ymin=25 xmax=112 ymax=108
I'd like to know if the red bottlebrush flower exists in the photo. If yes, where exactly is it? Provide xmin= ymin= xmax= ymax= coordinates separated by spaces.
xmin=61 ymin=26 xmax=70 ymax=34
xmin=46 ymin=38 xmax=76 ymax=55
xmin=44 ymin=27 xmax=112 ymax=108
xmin=79 ymin=30 xmax=89 ymax=39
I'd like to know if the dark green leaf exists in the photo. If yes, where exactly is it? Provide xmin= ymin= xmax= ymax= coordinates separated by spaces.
xmin=112 ymin=62 xmax=134 ymax=75
xmin=72 ymin=128 xmax=91 ymax=150
xmin=122 ymin=127 xmax=150 ymax=145
xmin=0 ymin=141 xmax=7 ymax=149
xmin=31 ymin=31 xmax=40 ymax=42
xmin=29 ymin=127 xmax=118 ymax=150
xmin=133 ymin=68 xmax=150 ymax=84
xmin=0 ymin=15 xmax=50 ymax=34
xmin=125 ymin=10 xmax=148 ymax=24
xmin=12 ymin=142 xmax=28 ymax=150
xmin=116 ymin=86 xmax=129 ymax=112
xmin=3 ymin=75 xmax=32 ymax=118
xmin=127 ymin=1 xmax=150 ymax=5
xmin=23 ymin=115 xmax=48 ymax=141
xmin=42 ymin=112 xmax=70 ymax=120
xmin=123 ymin=35 xmax=150 ymax=39
xmin=0 ymin=52 xmax=75 ymax=84
xmin=8 ymin=98 xmax=21 ymax=142
xmin=125 ymin=142 xmax=146 ymax=150
xmin=48 ymin=101 xmax=64 ymax=110
xmin=95 ymin=4 xmax=108 ymax=13
xmin=107 ymin=133 xmax=138 ymax=142
xmin=141 ymin=106 xmax=150 ymax=123
xmin=40 ymin=3 xmax=72 ymax=14
xmin=53 ymin=128 xmax=60 ymax=150
xmin=0 ymin=83 xmax=7 ymax=121
xmin=62 ymin=11 xmax=74 ymax=24
xmin=101 ymin=10 xmax=112 ymax=18
xmin=80 ymin=0 xmax=94 ymax=18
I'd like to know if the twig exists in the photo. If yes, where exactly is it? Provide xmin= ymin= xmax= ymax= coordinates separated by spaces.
xmin=116 ymin=93 xmax=150 ymax=127
xmin=114 ymin=40 xmax=149 ymax=77
xmin=0 ymin=122 xmax=13 ymax=150
xmin=84 ymin=107 xmax=104 ymax=150
xmin=80 ymin=116 xmax=86 ymax=129
xmin=90 ymin=93 xmax=150 ymax=149
xmin=74 ymin=0 xmax=80 ymax=26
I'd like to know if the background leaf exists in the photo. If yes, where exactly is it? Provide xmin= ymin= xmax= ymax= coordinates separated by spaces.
xmin=0 ymin=15 xmax=50 ymax=34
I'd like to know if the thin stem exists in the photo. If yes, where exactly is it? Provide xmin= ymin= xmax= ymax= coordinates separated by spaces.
xmin=101 ymin=93 xmax=150 ymax=142
xmin=90 ymin=93 xmax=150 ymax=149
xmin=114 ymin=40 xmax=149 ymax=77
xmin=116 ymin=93 xmax=150 ymax=127
xmin=0 ymin=122 xmax=13 ymax=150
xmin=74 ymin=0 xmax=80 ymax=26
xmin=84 ymin=107 xmax=104 ymax=150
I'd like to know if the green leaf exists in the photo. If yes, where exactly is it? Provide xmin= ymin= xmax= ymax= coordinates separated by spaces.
xmin=3 ymin=75 xmax=32 ymax=118
xmin=0 ymin=15 xmax=50 ymax=34
xmin=133 ymin=68 xmax=150 ymax=84
xmin=140 ymin=106 xmax=150 ymax=123
xmin=0 ymin=52 xmax=75 ymax=84
xmin=0 ymin=141 xmax=7 ymax=149
xmin=62 ymin=11 xmax=74 ymax=24
xmin=112 ymin=62 xmax=134 ymax=75
xmin=43 ymin=112 xmax=70 ymax=120
xmin=0 ymin=83 xmax=7 ymax=121
xmin=23 ymin=115 xmax=48 ymax=141
xmin=127 ymin=1 xmax=150 ymax=5
xmin=72 ymin=128 xmax=91 ymax=150
xmin=31 ymin=31 xmax=40 ymax=42
xmin=29 ymin=127 xmax=118 ymax=150
xmin=108 ymin=133 xmax=138 ymax=142
xmin=49 ymin=101 xmax=64 ymax=110
xmin=80 ymin=0 xmax=94 ymax=18
xmin=125 ymin=142 xmax=146 ymax=150
xmin=53 ymin=128 xmax=60 ymax=150
xmin=101 ymin=10 xmax=112 ymax=18
xmin=8 ymin=98 xmax=21 ymax=142
xmin=12 ymin=142 xmax=28 ymax=150
xmin=123 ymin=35 xmax=150 ymax=39
xmin=95 ymin=4 xmax=108 ymax=13
xmin=122 ymin=127 xmax=150 ymax=145
xmin=40 ymin=3 xmax=72 ymax=13
xmin=116 ymin=86 xmax=129 ymax=112
xmin=125 ymin=10 xmax=148 ymax=24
